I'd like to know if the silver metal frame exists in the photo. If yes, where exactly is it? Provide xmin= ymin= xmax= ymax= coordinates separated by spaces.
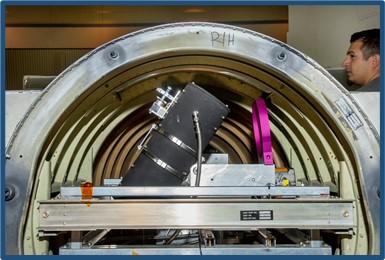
xmin=60 ymin=186 xmax=330 ymax=198
xmin=38 ymin=198 xmax=354 ymax=232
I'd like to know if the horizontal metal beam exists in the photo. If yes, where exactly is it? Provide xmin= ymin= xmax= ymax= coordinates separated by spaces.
xmin=59 ymin=244 xmax=331 ymax=255
xmin=60 ymin=186 xmax=330 ymax=198
xmin=39 ymin=198 xmax=353 ymax=231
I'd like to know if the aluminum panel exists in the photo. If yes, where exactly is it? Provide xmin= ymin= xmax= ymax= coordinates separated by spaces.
xmin=60 ymin=186 xmax=330 ymax=198
xmin=39 ymin=198 xmax=353 ymax=231
xmin=190 ymin=164 xmax=275 ymax=186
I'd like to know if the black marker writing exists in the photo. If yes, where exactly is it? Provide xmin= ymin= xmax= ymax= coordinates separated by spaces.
xmin=211 ymin=31 xmax=235 ymax=47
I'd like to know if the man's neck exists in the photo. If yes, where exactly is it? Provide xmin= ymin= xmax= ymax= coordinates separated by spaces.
xmin=364 ymin=72 xmax=380 ymax=86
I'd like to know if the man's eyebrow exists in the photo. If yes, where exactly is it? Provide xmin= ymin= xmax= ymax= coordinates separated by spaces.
xmin=346 ymin=50 xmax=355 ymax=55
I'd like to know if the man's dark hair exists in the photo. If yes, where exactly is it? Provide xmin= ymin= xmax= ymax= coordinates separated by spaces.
xmin=350 ymin=28 xmax=380 ymax=59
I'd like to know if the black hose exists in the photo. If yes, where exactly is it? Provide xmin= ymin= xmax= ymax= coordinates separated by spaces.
xmin=192 ymin=111 xmax=202 ymax=187
xmin=192 ymin=111 xmax=204 ymax=254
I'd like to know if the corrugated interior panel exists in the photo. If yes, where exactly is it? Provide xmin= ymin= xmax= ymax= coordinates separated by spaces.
xmin=6 ymin=23 xmax=288 ymax=49
xmin=6 ymin=6 xmax=288 ymax=25
xmin=5 ymin=6 xmax=288 ymax=90
xmin=5 ymin=49 xmax=90 ymax=90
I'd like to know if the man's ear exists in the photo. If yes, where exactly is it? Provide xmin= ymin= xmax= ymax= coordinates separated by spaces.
xmin=369 ymin=54 xmax=380 ymax=68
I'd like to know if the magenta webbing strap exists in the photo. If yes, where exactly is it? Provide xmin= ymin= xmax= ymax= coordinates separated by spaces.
xmin=251 ymin=101 xmax=262 ymax=158
xmin=252 ymin=98 xmax=274 ymax=165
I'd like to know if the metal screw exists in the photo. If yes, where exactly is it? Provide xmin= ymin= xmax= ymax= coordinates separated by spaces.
xmin=5 ymin=186 xmax=16 ymax=201
xmin=42 ymin=211 xmax=49 ymax=218
xmin=277 ymin=52 xmax=286 ymax=61
xmin=109 ymin=50 xmax=119 ymax=59
xmin=343 ymin=211 xmax=350 ymax=217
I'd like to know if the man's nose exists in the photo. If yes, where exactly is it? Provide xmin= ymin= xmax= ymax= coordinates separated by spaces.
xmin=342 ymin=57 xmax=349 ymax=67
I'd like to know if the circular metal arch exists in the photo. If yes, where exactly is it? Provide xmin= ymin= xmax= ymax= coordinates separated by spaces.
xmin=5 ymin=22 xmax=379 ymax=254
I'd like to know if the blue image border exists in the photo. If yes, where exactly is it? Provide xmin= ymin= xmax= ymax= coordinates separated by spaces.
xmin=0 ymin=0 xmax=383 ymax=259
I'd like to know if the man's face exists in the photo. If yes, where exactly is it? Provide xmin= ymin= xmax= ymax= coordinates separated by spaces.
xmin=342 ymin=40 xmax=373 ymax=86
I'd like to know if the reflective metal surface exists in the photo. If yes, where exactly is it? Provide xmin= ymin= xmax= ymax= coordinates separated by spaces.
xmin=38 ymin=198 xmax=353 ymax=231
xmin=60 ymin=186 xmax=330 ymax=198
xmin=5 ymin=91 xmax=42 ymax=145
xmin=189 ymin=164 xmax=276 ymax=186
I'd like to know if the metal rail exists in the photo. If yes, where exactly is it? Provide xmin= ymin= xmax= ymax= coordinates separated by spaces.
xmin=60 ymin=186 xmax=330 ymax=198
xmin=39 ymin=198 xmax=353 ymax=232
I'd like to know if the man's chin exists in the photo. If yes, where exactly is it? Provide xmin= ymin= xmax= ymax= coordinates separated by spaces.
xmin=344 ymin=73 xmax=354 ymax=86
xmin=346 ymin=78 xmax=355 ymax=86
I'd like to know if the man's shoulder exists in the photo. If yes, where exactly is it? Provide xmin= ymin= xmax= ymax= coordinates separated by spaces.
xmin=355 ymin=77 xmax=380 ymax=92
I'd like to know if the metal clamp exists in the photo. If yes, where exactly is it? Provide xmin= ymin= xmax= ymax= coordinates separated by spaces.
xmin=142 ymin=147 xmax=188 ymax=180
xmin=154 ymin=126 xmax=197 ymax=156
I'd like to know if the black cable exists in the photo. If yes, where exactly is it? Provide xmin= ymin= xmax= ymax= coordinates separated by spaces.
xmin=192 ymin=111 xmax=203 ymax=255
xmin=164 ymin=229 xmax=181 ymax=245
xmin=192 ymin=111 xmax=202 ymax=187
xmin=198 ymin=230 xmax=203 ymax=255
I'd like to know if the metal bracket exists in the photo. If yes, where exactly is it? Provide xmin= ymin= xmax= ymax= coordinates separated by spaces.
xmin=255 ymin=229 xmax=276 ymax=247
xmin=149 ymin=87 xmax=181 ymax=119
xmin=82 ymin=229 xmax=111 ymax=248
xmin=201 ymin=230 xmax=216 ymax=247
xmin=137 ymin=124 xmax=157 ymax=150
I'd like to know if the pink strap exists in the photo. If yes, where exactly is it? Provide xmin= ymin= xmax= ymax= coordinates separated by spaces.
xmin=252 ymin=98 xmax=274 ymax=165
